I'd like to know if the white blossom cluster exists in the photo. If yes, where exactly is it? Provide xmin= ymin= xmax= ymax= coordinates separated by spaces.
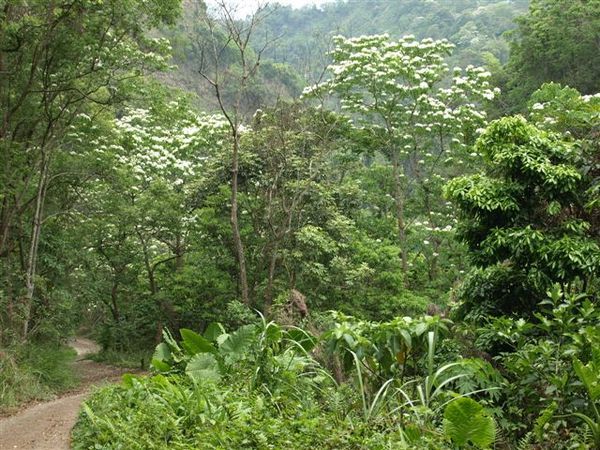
xmin=304 ymin=34 xmax=497 ymax=155
xmin=113 ymin=104 xmax=229 ymax=185
xmin=302 ymin=34 xmax=499 ymax=258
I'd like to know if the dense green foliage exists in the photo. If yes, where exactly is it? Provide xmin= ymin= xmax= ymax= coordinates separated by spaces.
xmin=1 ymin=0 xmax=599 ymax=448
xmin=446 ymin=115 xmax=599 ymax=317
xmin=501 ymin=0 xmax=600 ymax=110
xmin=73 ymin=316 xmax=500 ymax=449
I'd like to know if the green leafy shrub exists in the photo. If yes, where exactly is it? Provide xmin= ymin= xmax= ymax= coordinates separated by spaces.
xmin=446 ymin=116 xmax=599 ymax=317
xmin=468 ymin=286 xmax=600 ymax=448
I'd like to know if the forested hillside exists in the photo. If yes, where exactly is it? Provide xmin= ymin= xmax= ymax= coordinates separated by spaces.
xmin=159 ymin=0 xmax=529 ymax=110
xmin=258 ymin=0 xmax=529 ymax=81
xmin=1 ymin=0 xmax=599 ymax=449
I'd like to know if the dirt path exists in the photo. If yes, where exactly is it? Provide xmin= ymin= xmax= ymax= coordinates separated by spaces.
xmin=0 ymin=338 xmax=130 ymax=450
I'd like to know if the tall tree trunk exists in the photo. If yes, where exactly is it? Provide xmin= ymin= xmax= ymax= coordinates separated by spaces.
xmin=231 ymin=132 xmax=250 ymax=305
xmin=2 ymin=250 xmax=14 ymax=345
xmin=22 ymin=151 xmax=50 ymax=341
xmin=137 ymin=230 xmax=157 ymax=296
xmin=391 ymin=151 xmax=408 ymax=274
xmin=0 ymin=193 xmax=11 ymax=257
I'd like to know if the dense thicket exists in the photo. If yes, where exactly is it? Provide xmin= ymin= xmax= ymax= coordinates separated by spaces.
xmin=0 ymin=0 xmax=180 ymax=344
xmin=500 ymin=0 xmax=600 ymax=110
xmin=1 ymin=0 xmax=599 ymax=448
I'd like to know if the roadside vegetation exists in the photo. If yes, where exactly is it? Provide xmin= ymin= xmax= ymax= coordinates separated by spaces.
xmin=0 ymin=344 xmax=77 ymax=412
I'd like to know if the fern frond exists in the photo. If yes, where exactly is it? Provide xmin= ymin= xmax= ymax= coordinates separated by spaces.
xmin=516 ymin=432 xmax=533 ymax=450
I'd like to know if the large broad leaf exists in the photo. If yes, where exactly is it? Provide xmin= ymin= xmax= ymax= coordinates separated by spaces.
xmin=443 ymin=397 xmax=496 ymax=448
xmin=573 ymin=358 xmax=600 ymax=401
xmin=219 ymin=324 xmax=256 ymax=357
xmin=151 ymin=342 xmax=172 ymax=372
xmin=162 ymin=329 xmax=181 ymax=352
xmin=180 ymin=328 xmax=216 ymax=355
xmin=204 ymin=322 xmax=226 ymax=342
xmin=262 ymin=322 xmax=282 ymax=345
xmin=185 ymin=353 xmax=221 ymax=383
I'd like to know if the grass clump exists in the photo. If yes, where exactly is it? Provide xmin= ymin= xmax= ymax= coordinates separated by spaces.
xmin=0 ymin=343 xmax=78 ymax=412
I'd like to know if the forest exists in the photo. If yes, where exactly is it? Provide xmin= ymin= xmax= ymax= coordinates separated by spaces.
xmin=0 ymin=0 xmax=598 ymax=448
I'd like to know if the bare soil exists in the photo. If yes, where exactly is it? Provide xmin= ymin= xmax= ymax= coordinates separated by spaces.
xmin=0 ymin=338 xmax=130 ymax=450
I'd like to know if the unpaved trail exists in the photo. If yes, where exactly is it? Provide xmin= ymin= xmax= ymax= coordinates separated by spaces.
xmin=0 ymin=338 xmax=130 ymax=450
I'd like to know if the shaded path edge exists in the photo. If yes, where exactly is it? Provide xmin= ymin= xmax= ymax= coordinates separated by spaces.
xmin=0 ymin=338 xmax=132 ymax=450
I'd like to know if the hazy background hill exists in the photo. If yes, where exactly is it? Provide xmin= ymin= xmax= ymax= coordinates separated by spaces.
xmin=159 ymin=0 xmax=529 ymax=111
xmin=259 ymin=0 xmax=529 ymax=81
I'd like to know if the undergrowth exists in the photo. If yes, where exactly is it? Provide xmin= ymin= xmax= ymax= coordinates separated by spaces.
xmin=0 ymin=343 xmax=78 ymax=412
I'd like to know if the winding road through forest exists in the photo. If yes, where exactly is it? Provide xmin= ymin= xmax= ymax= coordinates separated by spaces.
xmin=0 ymin=338 xmax=129 ymax=450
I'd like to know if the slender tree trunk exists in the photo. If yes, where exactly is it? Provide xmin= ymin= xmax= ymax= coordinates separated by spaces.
xmin=264 ymin=242 xmax=280 ymax=314
xmin=0 ymin=195 xmax=11 ymax=257
xmin=391 ymin=151 xmax=408 ymax=274
xmin=137 ymin=231 xmax=157 ymax=296
xmin=22 ymin=151 xmax=50 ymax=341
xmin=429 ymin=239 xmax=440 ymax=281
xmin=231 ymin=132 xmax=250 ymax=305
xmin=136 ymin=230 xmax=163 ymax=342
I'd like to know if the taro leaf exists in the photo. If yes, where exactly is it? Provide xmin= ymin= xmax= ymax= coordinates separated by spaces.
xmin=180 ymin=328 xmax=216 ymax=355
xmin=151 ymin=358 xmax=171 ymax=372
xmin=443 ymin=397 xmax=496 ymax=448
xmin=204 ymin=322 xmax=226 ymax=342
xmin=220 ymin=324 xmax=256 ymax=358
xmin=151 ymin=342 xmax=172 ymax=372
xmin=186 ymin=353 xmax=221 ymax=383
xmin=162 ymin=329 xmax=181 ymax=352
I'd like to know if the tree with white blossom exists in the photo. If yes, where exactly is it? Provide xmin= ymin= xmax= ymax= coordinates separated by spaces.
xmin=304 ymin=34 xmax=498 ymax=275
xmin=0 ymin=0 xmax=180 ymax=342
xmin=75 ymin=95 xmax=230 ymax=343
